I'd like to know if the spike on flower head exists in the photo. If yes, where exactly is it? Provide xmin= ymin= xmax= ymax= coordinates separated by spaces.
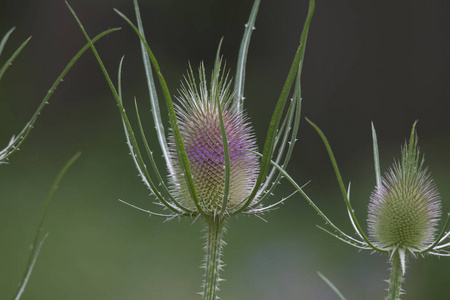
xmin=168 ymin=63 xmax=259 ymax=214
xmin=368 ymin=124 xmax=441 ymax=251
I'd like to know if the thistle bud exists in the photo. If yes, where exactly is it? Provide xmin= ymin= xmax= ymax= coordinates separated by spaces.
xmin=168 ymin=65 xmax=259 ymax=214
xmin=367 ymin=126 xmax=441 ymax=251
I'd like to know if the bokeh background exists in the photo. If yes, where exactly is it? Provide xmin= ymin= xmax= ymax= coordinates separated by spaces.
xmin=1 ymin=0 xmax=449 ymax=299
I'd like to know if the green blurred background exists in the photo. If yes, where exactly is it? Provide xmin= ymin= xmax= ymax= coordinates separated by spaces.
xmin=1 ymin=0 xmax=449 ymax=299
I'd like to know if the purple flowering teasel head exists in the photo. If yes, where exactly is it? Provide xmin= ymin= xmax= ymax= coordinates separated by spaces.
xmin=169 ymin=64 xmax=259 ymax=214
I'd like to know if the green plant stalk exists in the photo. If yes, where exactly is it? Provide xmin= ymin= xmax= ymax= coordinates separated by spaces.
xmin=387 ymin=251 xmax=404 ymax=300
xmin=203 ymin=218 xmax=226 ymax=300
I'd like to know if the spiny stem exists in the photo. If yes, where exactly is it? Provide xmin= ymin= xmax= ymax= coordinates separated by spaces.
xmin=387 ymin=251 xmax=404 ymax=300
xmin=203 ymin=218 xmax=226 ymax=300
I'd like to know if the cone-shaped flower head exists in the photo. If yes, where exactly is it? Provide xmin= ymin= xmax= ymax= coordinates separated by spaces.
xmin=168 ymin=64 xmax=259 ymax=214
xmin=368 ymin=127 xmax=441 ymax=251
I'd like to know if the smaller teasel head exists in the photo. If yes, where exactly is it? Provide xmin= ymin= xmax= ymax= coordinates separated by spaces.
xmin=368 ymin=124 xmax=441 ymax=252
xmin=168 ymin=62 xmax=259 ymax=215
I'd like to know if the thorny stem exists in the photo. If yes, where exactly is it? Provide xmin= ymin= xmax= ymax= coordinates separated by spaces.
xmin=387 ymin=251 xmax=404 ymax=300
xmin=203 ymin=218 xmax=226 ymax=300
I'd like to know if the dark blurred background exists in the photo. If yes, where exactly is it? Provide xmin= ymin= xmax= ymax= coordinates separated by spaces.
xmin=1 ymin=0 xmax=449 ymax=299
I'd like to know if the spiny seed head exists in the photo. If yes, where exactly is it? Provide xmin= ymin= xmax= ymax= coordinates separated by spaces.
xmin=368 ymin=125 xmax=441 ymax=251
xmin=168 ymin=63 xmax=259 ymax=214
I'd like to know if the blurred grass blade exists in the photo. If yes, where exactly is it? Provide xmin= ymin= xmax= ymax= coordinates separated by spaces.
xmin=317 ymin=272 xmax=347 ymax=300
xmin=13 ymin=152 xmax=81 ymax=300
xmin=371 ymin=122 xmax=381 ymax=188
xmin=113 ymin=8 xmax=205 ymax=216
xmin=234 ymin=0 xmax=315 ymax=215
xmin=0 ymin=36 xmax=31 ymax=81
xmin=133 ymin=0 xmax=173 ymax=175
xmin=234 ymin=0 xmax=260 ymax=110
xmin=0 ymin=27 xmax=16 ymax=57
xmin=0 ymin=27 xmax=120 ymax=164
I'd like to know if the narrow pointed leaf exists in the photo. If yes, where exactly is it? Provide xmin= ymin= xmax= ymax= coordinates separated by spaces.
xmin=234 ymin=0 xmax=261 ymax=110
xmin=133 ymin=0 xmax=173 ymax=175
xmin=211 ymin=40 xmax=231 ymax=217
xmin=0 ymin=36 xmax=31 ymax=81
xmin=371 ymin=122 xmax=382 ymax=189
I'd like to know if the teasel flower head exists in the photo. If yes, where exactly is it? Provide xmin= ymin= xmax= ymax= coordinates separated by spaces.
xmin=168 ymin=63 xmax=259 ymax=214
xmin=307 ymin=121 xmax=450 ymax=259
xmin=305 ymin=120 xmax=450 ymax=299
xmin=367 ymin=127 xmax=441 ymax=253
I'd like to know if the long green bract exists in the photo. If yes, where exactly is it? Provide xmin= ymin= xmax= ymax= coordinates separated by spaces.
xmin=250 ymin=149 xmax=372 ymax=250
xmin=113 ymin=9 xmax=206 ymax=216
xmin=117 ymin=57 xmax=191 ymax=214
xmin=66 ymin=2 xmax=187 ymax=215
xmin=371 ymin=122 xmax=381 ymax=188
xmin=306 ymin=118 xmax=385 ymax=252
xmin=234 ymin=0 xmax=260 ymax=110
xmin=210 ymin=39 xmax=231 ymax=217
xmin=133 ymin=99 xmax=192 ymax=213
xmin=234 ymin=0 xmax=315 ymax=215
xmin=133 ymin=0 xmax=173 ymax=175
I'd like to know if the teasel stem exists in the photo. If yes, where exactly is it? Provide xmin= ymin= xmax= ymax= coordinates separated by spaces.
xmin=387 ymin=251 xmax=404 ymax=300
xmin=203 ymin=217 xmax=226 ymax=300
